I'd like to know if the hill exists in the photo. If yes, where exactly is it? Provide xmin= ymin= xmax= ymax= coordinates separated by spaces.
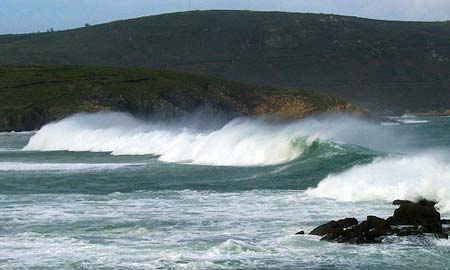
xmin=0 ymin=11 xmax=449 ymax=114
xmin=0 ymin=65 xmax=361 ymax=132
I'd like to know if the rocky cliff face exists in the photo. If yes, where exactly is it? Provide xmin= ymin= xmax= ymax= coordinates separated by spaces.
xmin=0 ymin=65 xmax=366 ymax=132
xmin=252 ymin=92 xmax=367 ymax=119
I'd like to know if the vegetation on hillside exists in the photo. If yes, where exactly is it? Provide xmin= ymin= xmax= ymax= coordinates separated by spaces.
xmin=0 ymin=65 xmax=358 ymax=132
xmin=0 ymin=11 xmax=449 ymax=113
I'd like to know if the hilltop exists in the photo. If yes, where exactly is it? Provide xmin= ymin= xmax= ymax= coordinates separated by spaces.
xmin=0 ymin=10 xmax=449 ymax=114
xmin=0 ymin=65 xmax=361 ymax=132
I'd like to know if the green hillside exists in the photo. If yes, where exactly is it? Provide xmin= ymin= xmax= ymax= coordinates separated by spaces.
xmin=1 ymin=10 xmax=449 ymax=114
xmin=0 ymin=65 xmax=359 ymax=132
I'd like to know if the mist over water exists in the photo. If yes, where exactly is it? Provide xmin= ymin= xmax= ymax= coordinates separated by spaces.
xmin=307 ymin=154 xmax=450 ymax=212
xmin=2 ymin=112 xmax=450 ymax=269
xmin=24 ymin=112 xmax=401 ymax=166
xmin=21 ymin=112 xmax=450 ymax=209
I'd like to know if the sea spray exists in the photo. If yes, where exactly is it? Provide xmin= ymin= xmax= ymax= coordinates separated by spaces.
xmin=3 ymin=114 xmax=450 ymax=269
xmin=306 ymin=154 xmax=450 ymax=212
xmin=24 ymin=112 xmax=309 ymax=166
xmin=23 ymin=112 xmax=397 ymax=166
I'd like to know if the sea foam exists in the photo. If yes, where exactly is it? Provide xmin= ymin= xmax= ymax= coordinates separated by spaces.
xmin=0 ymin=162 xmax=141 ymax=171
xmin=306 ymin=154 xmax=450 ymax=212
xmin=23 ymin=112 xmax=392 ymax=167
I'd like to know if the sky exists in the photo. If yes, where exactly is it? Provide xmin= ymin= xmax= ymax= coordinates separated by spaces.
xmin=1 ymin=0 xmax=450 ymax=34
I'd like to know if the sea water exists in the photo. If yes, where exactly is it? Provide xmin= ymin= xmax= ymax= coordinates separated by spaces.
xmin=1 ymin=112 xmax=449 ymax=269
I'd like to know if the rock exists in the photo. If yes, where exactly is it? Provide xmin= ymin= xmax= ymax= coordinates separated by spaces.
xmin=389 ymin=199 xmax=442 ymax=233
xmin=417 ymin=199 xmax=437 ymax=208
xmin=295 ymin=230 xmax=305 ymax=235
xmin=392 ymin=200 xmax=412 ymax=205
xmin=306 ymin=199 xmax=448 ymax=244
xmin=362 ymin=216 xmax=389 ymax=231
xmin=359 ymin=216 xmax=390 ymax=240
xmin=441 ymin=219 xmax=450 ymax=224
xmin=391 ymin=225 xmax=423 ymax=236
xmin=313 ymin=216 xmax=389 ymax=244
xmin=310 ymin=218 xmax=358 ymax=236
xmin=321 ymin=226 xmax=378 ymax=244
xmin=309 ymin=221 xmax=340 ymax=236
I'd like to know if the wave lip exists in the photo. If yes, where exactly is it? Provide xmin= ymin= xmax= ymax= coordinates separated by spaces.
xmin=23 ymin=111 xmax=395 ymax=167
xmin=306 ymin=154 xmax=450 ymax=213
xmin=22 ymin=112 xmax=321 ymax=167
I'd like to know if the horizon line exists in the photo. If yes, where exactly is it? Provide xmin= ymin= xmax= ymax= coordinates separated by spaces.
xmin=2 ymin=9 xmax=449 ymax=35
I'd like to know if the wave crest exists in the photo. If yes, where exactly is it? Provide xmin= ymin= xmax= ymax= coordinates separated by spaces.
xmin=306 ymin=154 xmax=450 ymax=212
xmin=23 ymin=112 xmax=392 ymax=167
xmin=23 ymin=112 xmax=317 ymax=166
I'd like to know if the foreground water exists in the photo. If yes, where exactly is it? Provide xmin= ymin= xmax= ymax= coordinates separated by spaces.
xmin=1 ymin=113 xmax=450 ymax=269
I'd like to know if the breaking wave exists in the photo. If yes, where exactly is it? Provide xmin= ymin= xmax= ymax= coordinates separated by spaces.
xmin=306 ymin=154 xmax=450 ymax=213
xmin=23 ymin=112 xmax=391 ymax=167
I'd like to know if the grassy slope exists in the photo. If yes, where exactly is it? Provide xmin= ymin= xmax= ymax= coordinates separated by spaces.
xmin=0 ymin=11 xmax=449 ymax=113
xmin=0 ymin=65 xmax=353 ymax=132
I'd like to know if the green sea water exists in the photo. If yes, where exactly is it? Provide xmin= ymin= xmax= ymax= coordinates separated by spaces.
xmin=1 ymin=113 xmax=450 ymax=269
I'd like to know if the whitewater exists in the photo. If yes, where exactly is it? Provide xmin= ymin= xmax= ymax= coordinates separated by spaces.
xmin=24 ymin=112 xmax=398 ymax=166
xmin=1 ymin=112 xmax=450 ymax=269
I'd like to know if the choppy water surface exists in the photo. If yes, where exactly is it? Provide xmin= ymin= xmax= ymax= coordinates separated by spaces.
xmin=1 ymin=113 xmax=450 ymax=269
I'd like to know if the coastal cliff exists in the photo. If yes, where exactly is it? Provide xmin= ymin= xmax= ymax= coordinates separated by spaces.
xmin=0 ymin=65 xmax=364 ymax=132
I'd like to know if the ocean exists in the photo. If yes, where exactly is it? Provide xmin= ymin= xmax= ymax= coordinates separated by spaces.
xmin=1 ymin=112 xmax=449 ymax=269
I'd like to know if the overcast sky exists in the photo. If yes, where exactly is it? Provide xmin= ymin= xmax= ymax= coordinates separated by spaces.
xmin=1 ymin=0 xmax=450 ymax=34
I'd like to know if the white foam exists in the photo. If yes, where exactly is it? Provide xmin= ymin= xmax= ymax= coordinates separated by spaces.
xmin=2 ymin=190 xmax=441 ymax=269
xmin=401 ymin=114 xmax=417 ymax=118
xmin=399 ymin=119 xmax=430 ymax=124
xmin=23 ymin=112 xmax=395 ymax=167
xmin=0 ymin=131 xmax=36 ymax=135
xmin=0 ymin=162 xmax=142 ymax=171
xmin=381 ymin=122 xmax=400 ymax=126
xmin=389 ymin=114 xmax=430 ymax=124
xmin=307 ymin=154 xmax=450 ymax=212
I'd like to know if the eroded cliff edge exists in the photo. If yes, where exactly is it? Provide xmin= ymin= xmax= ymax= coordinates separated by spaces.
xmin=0 ymin=65 xmax=367 ymax=132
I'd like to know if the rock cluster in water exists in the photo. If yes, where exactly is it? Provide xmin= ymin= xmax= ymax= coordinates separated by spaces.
xmin=301 ymin=199 xmax=449 ymax=244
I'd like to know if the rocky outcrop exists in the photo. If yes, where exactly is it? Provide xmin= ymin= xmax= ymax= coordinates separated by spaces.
xmin=388 ymin=199 xmax=442 ymax=234
xmin=0 ymin=65 xmax=367 ymax=132
xmin=301 ymin=199 xmax=449 ymax=244
xmin=252 ymin=93 xmax=369 ymax=120
xmin=308 ymin=216 xmax=390 ymax=244
xmin=309 ymin=218 xmax=358 ymax=237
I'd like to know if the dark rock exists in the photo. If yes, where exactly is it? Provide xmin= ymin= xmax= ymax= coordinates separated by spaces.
xmin=310 ymin=218 xmax=358 ymax=236
xmin=307 ymin=199 xmax=447 ymax=244
xmin=310 ymin=221 xmax=340 ymax=236
xmin=391 ymin=225 xmax=423 ymax=236
xmin=337 ymin=217 xmax=359 ymax=228
xmin=362 ymin=216 xmax=389 ymax=231
xmin=319 ymin=216 xmax=389 ymax=244
xmin=321 ymin=226 xmax=380 ymax=244
xmin=417 ymin=199 xmax=437 ymax=208
xmin=360 ymin=216 xmax=390 ymax=240
xmin=389 ymin=199 xmax=442 ymax=233
xmin=392 ymin=200 xmax=412 ymax=205
xmin=295 ymin=230 xmax=305 ymax=235
xmin=441 ymin=219 xmax=450 ymax=224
